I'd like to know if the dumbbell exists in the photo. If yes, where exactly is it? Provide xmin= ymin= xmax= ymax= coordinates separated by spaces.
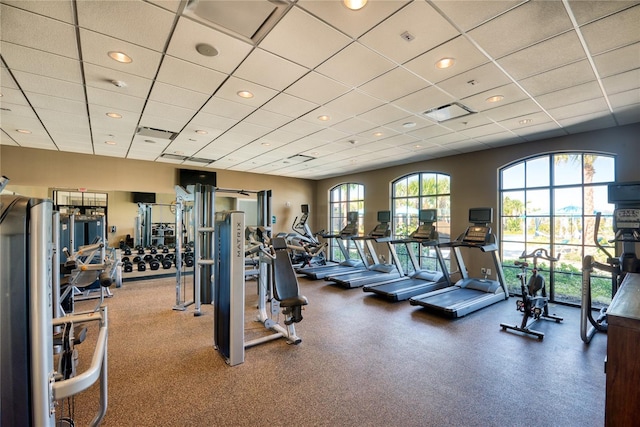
xmin=164 ymin=253 xmax=175 ymax=261
xmin=162 ymin=246 xmax=169 ymax=254
xmin=137 ymin=247 xmax=145 ymax=255
xmin=143 ymin=254 xmax=153 ymax=262
xmin=149 ymin=259 xmax=160 ymax=270
xmin=133 ymin=255 xmax=142 ymax=263
xmin=122 ymin=256 xmax=130 ymax=264
xmin=124 ymin=247 xmax=132 ymax=256
xmin=150 ymin=246 xmax=158 ymax=254
xmin=184 ymin=256 xmax=194 ymax=267
xmin=162 ymin=259 xmax=173 ymax=269
xmin=137 ymin=261 xmax=146 ymax=271
xmin=155 ymin=254 xmax=164 ymax=261
xmin=123 ymin=262 xmax=133 ymax=273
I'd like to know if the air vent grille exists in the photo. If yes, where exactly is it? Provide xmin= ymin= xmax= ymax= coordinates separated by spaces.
xmin=137 ymin=127 xmax=179 ymax=140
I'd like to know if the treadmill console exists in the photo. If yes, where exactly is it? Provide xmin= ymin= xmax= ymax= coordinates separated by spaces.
xmin=371 ymin=222 xmax=390 ymax=238
xmin=463 ymin=225 xmax=491 ymax=243
xmin=412 ymin=224 xmax=435 ymax=240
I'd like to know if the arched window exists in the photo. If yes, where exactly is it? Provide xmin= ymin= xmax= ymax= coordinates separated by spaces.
xmin=500 ymin=153 xmax=616 ymax=306
xmin=391 ymin=173 xmax=451 ymax=273
xmin=329 ymin=183 xmax=364 ymax=261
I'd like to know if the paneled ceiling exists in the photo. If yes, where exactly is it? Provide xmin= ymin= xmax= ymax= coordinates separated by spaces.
xmin=1 ymin=0 xmax=639 ymax=180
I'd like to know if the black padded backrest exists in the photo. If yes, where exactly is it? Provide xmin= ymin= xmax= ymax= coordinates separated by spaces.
xmin=271 ymin=237 xmax=300 ymax=302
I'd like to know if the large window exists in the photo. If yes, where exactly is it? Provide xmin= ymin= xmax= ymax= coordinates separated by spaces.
xmin=500 ymin=153 xmax=616 ymax=306
xmin=329 ymin=183 xmax=364 ymax=262
xmin=392 ymin=173 xmax=451 ymax=274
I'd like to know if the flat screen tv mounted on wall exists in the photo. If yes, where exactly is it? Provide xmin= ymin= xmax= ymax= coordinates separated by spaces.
xmin=132 ymin=192 xmax=156 ymax=204
xmin=179 ymin=169 xmax=217 ymax=187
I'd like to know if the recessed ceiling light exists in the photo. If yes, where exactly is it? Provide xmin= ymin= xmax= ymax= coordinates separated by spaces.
xmin=105 ymin=140 xmax=117 ymax=145
xmin=435 ymin=58 xmax=455 ymax=69
xmin=373 ymin=132 xmax=384 ymax=137
xmin=402 ymin=122 xmax=416 ymax=128
xmin=195 ymin=43 xmax=218 ymax=57
xmin=16 ymin=129 xmax=31 ymax=134
xmin=108 ymin=51 xmax=132 ymax=63
xmin=343 ymin=0 xmax=367 ymax=10
xmin=414 ymin=144 xmax=422 ymax=149
xmin=519 ymin=119 xmax=533 ymax=125
xmin=195 ymin=130 xmax=208 ymax=135
xmin=261 ymin=142 xmax=271 ymax=147
xmin=486 ymin=95 xmax=504 ymax=103
xmin=106 ymin=112 xmax=122 ymax=119
xmin=318 ymin=115 xmax=330 ymax=121
xmin=237 ymin=90 xmax=254 ymax=99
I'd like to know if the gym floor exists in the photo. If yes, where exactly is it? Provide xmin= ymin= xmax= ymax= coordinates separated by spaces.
xmin=71 ymin=274 xmax=606 ymax=426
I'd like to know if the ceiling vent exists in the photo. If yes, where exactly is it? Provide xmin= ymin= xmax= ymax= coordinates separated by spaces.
xmin=283 ymin=154 xmax=315 ymax=164
xmin=423 ymin=102 xmax=476 ymax=123
xmin=183 ymin=0 xmax=294 ymax=45
xmin=160 ymin=153 xmax=187 ymax=161
xmin=186 ymin=157 xmax=214 ymax=164
xmin=137 ymin=126 xmax=178 ymax=140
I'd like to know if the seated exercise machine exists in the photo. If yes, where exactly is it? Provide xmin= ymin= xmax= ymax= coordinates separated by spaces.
xmin=500 ymin=248 xmax=562 ymax=339
xmin=326 ymin=211 xmax=403 ymax=288
xmin=581 ymin=182 xmax=640 ymax=343
xmin=213 ymin=211 xmax=308 ymax=366
xmin=410 ymin=207 xmax=509 ymax=318
xmin=363 ymin=209 xmax=450 ymax=301
xmin=296 ymin=211 xmax=366 ymax=280
xmin=1 ymin=195 xmax=109 ymax=426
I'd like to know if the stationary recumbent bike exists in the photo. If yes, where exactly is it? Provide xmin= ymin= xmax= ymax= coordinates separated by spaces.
xmin=500 ymin=248 xmax=563 ymax=339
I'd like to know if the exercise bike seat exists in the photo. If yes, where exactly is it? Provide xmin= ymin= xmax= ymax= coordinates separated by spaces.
xmin=527 ymin=274 xmax=544 ymax=295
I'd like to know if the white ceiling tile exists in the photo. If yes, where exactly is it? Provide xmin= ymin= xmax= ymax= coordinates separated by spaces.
xmin=360 ymin=2 xmax=459 ymax=64
xmin=24 ymin=93 xmax=86 ymax=116
xmin=468 ymin=1 xmax=573 ymax=58
xmin=234 ymin=48 xmax=309 ymax=91
xmin=284 ymin=71 xmax=349 ymax=105
xmin=298 ymin=0 xmax=409 ymax=39
xmin=461 ymin=83 xmax=530 ymax=112
xmin=436 ymin=62 xmax=512 ymax=100
xmin=609 ymin=90 xmax=640 ymax=109
xmin=1 ymin=99 xmax=41 ymax=118
xmin=440 ymin=114 xmax=493 ymax=132
xmin=38 ymin=110 xmax=90 ymax=132
xmin=11 ymin=70 xmax=85 ymax=101
xmin=483 ymin=98 xmax=543 ymax=122
xmin=277 ymin=119 xmax=325 ymax=137
xmin=146 ymin=0 xmax=182 ymax=14
xmin=0 ymin=42 xmax=82 ymax=83
xmin=512 ymin=122 xmax=564 ymax=139
xmin=498 ymin=111 xmax=554 ymax=131
xmin=559 ymin=112 xmax=617 ymax=133
xmin=581 ymin=5 xmax=640 ymax=54
xmin=165 ymin=18 xmax=253 ymax=75
xmin=613 ymin=103 xmax=640 ymax=125
xmin=316 ymin=42 xmax=395 ymax=88
xmin=0 ymin=69 xmax=20 ymax=90
xmin=231 ymin=121 xmax=273 ymax=139
xmin=148 ymin=82 xmax=210 ymax=110
xmin=214 ymin=76 xmax=278 ymax=108
xmin=519 ymin=60 xmax=597 ymax=96
xmin=497 ymin=31 xmax=586 ymax=80
xmin=407 ymin=124 xmax=451 ymax=140
xmin=139 ymin=106 xmax=192 ymax=132
xmin=188 ymin=112 xmax=238 ymax=134
xmin=0 ymin=4 xmax=78 ymax=59
xmin=156 ymin=56 xmax=227 ymax=95
xmin=200 ymin=97 xmax=256 ymax=120
xmin=536 ymin=81 xmax=603 ymax=110
xmin=548 ymin=98 xmax=610 ymax=121
xmin=403 ymin=36 xmax=489 ymax=84
xmin=593 ymin=42 xmax=640 ymax=78
xmin=243 ymin=109 xmax=292 ymax=129
xmin=76 ymin=0 xmax=175 ymax=51
xmin=323 ymin=90 xmax=384 ymax=117
xmin=331 ymin=117 xmax=376 ymax=135
xmin=458 ymin=122 xmax=506 ymax=138
xmin=2 ymin=0 xmax=74 ymax=23
xmin=261 ymin=93 xmax=318 ymax=118
xmin=431 ymin=0 xmax=525 ymax=32
xmin=602 ymin=69 xmax=640 ymax=96
xmin=262 ymin=128 xmax=308 ymax=145
xmin=568 ymin=0 xmax=639 ymax=25
xmin=394 ymin=85 xmax=455 ymax=115
xmin=357 ymin=104 xmax=411 ymax=126
xmin=359 ymin=67 xmax=428 ymax=102
xmin=86 ymin=86 xmax=146 ymax=112
xmin=83 ymin=63 xmax=154 ymax=99
xmin=259 ymin=6 xmax=351 ymax=69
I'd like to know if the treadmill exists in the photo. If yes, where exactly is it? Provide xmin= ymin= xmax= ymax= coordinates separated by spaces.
xmin=409 ymin=207 xmax=509 ymax=317
xmin=296 ymin=211 xmax=368 ymax=280
xmin=326 ymin=211 xmax=402 ymax=288
xmin=363 ymin=209 xmax=450 ymax=301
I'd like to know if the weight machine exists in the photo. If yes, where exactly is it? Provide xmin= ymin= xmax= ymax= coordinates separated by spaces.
xmin=213 ymin=211 xmax=308 ymax=366
xmin=581 ymin=182 xmax=640 ymax=343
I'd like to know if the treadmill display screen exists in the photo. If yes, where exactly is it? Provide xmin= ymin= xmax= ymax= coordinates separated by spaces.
xmin=419 ymin=209 xmax=437 ymax=223
xmin=377 ymin=210 xmax=391 ymax=223
xmin=469 ymin=207 xmax=492 ymax=224
xmin=463 ymin=226 xmax=490 ymax=243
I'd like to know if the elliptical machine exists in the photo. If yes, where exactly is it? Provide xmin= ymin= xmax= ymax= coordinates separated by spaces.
xmin=500 ymin=248 xmax=562 ymax=340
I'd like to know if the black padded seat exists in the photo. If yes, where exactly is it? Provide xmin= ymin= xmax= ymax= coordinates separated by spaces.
xmin=271 ymin=237 xmax=308 ymax=321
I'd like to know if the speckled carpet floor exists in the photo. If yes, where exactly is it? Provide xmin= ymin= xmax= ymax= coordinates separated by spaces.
xmin=69 ymin=274 xmax=607 ymax=426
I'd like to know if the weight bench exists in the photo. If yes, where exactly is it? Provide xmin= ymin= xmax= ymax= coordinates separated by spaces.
xmin=272 ymin=237 xmax=308 ymax=324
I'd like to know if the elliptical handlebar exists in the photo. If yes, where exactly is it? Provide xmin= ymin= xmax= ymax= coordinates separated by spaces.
xmin=519 ymin=248 xmax=559 ymax=267
xmin=594 ymin=212 xmax=614 ymax=259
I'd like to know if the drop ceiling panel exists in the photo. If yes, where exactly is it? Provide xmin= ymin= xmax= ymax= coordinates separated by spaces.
xmin=559 ymin=112 xmax=617 ymax=134
xmin=243 ymin=109 xmax=292 ymax=129
xmin=284 ymin=71 xmax=349 ymax=105
xmin=536 ymin=81 xmax=603 ymax=110
xmin=407 ymin=124 xmax=451 ymax=140
xmin=568 ymin=0 xmax=640 ymax=25
xmin=234 ymin=48 xmax=309 ymax=92
xmin=214 ymin=76 xmax=278 ymax=108
xmin=11 ymin=71 xmax=85 ymax=101
xmin=189 ymin=111 xmax=237 ymax=132
xmin=383 ymin=115 xmax=435 ymax=134
xmin=613 ymin=103 xmax=640 ymax=125
xmin=360 ymin=1 xmax=459 ymax=64
xmin=467 ymin=1 xmax=572 ymax=58
xmin=461 ymin=83 xmax=530 ymax=113
xmin=331 ymin=117 xmax=376 ymax=135
xmin=86 ymin=86 xmax=146 ymax=112
xmin=297 ymin=0 xmax=409 ymax=39
xmin=548 ymin=98 xmax=610 ymax=121
xmin=261 ymin=93 xmax=318 ymax=118
xmin=37 ymin=110 xmax=90 ymax=133
xmin=436 ymin=62 xmax=512 ymax=100
xmin=79 ymin=29 xmax=163 ymax=79
xmin=166 ymin=17 xmax=253 ymax=74
xmin=512 ymin=122 xmax=564 ymax=139
xmin=1 ymin=100 xmax=41 ymax=118
xmin=262 ymin=129 xmax=308 ymax=145
xmin=259 ymin=7 xmax=351 ymax=69
xmin=83 ymin=63 xmax=154 ymax=99
xmin=430 ymin=0 xmax=525 ymax=32
xmin=139 ymin=114 xmax=190 ymax=134
xmin=394 ymin=85 xmax=455 ymax=115
xmin=593 ymin=43 xmax=640 ymax=78
xmin=316 ymin=42 xmax=395 ymax=88
xmin=403 ymin=36 xmax=489 ymax=85
xmin=519 ymin=60 xmax=597 ymax=96
xmin=0 ymin=42 xmax=82 ymax=83
xmin=148 ymin=82 xmax=209 ymax=110
xmin=357 ymin=104 xmax=412 ymax=126
xmin=2 ymin=0 xmax=74 ymax=23
xmin=609 ymin=90 xmax=640 ymax=109
xmin=76 ymin=0 xmax=175 ymax=51
xmin=580 ymin=5 xmax=640 ymax=54
xmin=24 ymin=93 xmax=85 ymax=116
xmin=497 ymin=31 xmax=586 ymax=80
xmin=483 ymin=98 xmax=543 ymax=122
xmin=146 ymin=0 xmax=182 ymax=14
xmin=201 ymin=97 xmax=256 ymax=120
xmin=602 ymin=69 xmax=640 ymax=95
xmin=156 ymin=56 xmax=227 ymax=95
xmin=273 ymin=119 xmax=325 ymax=137
xmin=0 ymin=4 xmax=78 ymax=59
xmin=323 ymin=90 xmax=384 ymax=117
xmin=498 ymin=111 xmax=554 ymax=131
xmin=359 ymin=67 xmax=429 ymax=102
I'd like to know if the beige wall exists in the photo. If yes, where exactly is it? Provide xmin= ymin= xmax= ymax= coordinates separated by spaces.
xmin=0 ymin=146 xmax=315 ymax=246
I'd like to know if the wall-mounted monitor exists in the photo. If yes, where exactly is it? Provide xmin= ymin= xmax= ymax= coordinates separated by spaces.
xmin=347 ymin=211 xmax=359 ymax=223
xmin=179 ymin=169 xmax=217 ymax=187
xmin=132 ymin=192 xmax=156 ymax=204
xmin=377 ymin=210 xmax=391 ymax=223
xmin=301 ymin=204 xmax=309 ymax=214
xmin=419 ymin=209 xmax=437 ymax=223
xmin=469 ymin=207 xmax=493 ymax=224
